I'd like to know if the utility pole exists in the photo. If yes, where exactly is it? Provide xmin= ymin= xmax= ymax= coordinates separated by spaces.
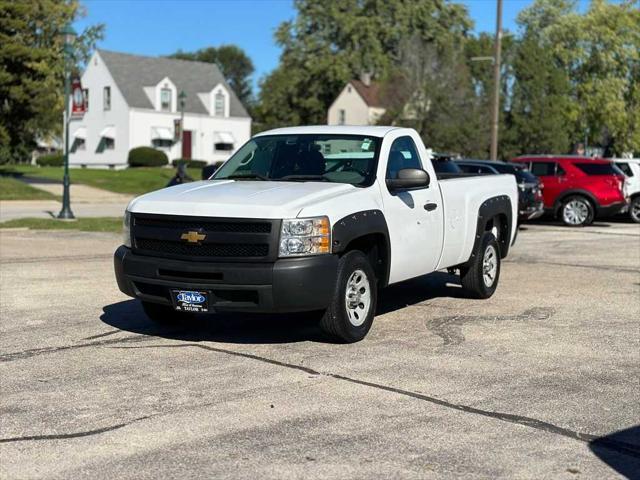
xmin=490 ymin=0 xmax=503 ymax=161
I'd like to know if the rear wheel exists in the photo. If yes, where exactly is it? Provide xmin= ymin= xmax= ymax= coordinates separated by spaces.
xmin=319 ymin=250 xmax=377 ymax=343
xmin=141 ymin=301 xmax=193 ymax=324
xmin=560 ymin=195 xmax=594 ymax=227
xmin=460 ymin=232 xmax=500 ymax=299
xmin=630 ymin=197 xmax=640 ymax=224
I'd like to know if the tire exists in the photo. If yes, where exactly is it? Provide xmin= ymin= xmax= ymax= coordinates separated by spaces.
xmin=141 ymin=301 xmax=193 ymax=324
xmin=460 ymin=232 xmax=500 ymax=299
xmin=630 ymin=197 xmax=640 ymax=224
xmin=560 ymin=195 xmax=594 ymax=227
xmin=319 ymin=250 xmax=377 ymax=343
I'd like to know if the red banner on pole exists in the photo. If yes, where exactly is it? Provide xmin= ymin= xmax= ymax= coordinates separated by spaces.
xmin=71 ymin=75 xmax=86 ymax=118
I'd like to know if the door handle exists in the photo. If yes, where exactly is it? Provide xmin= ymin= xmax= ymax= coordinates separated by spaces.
xmin=424 ymin=203 xmax=438 ymax=211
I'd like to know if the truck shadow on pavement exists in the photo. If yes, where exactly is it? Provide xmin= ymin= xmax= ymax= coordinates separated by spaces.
xmin=100 ymin=272 xmax=465 ymax=344
xmin=588 ymin=425 xmax=640 ymax=479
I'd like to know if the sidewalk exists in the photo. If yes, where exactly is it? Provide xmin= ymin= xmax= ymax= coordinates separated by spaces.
xmin=0 ymin=182 xmax=132 ymax=221
xmin=22 ymin=180 xmax=132 ymax=204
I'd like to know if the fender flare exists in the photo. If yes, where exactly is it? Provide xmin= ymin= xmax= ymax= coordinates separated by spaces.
xmin=332 ymin=210 xmax=391 ymax=287
xmin=468 ymin=195 xmax=513 ymax=261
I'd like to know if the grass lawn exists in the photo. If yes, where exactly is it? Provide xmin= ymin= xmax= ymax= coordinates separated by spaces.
xmin=0 ymin=217 xmax=122 ymax=233
xmin=0 ymin=165 xmax=203 ymax=196
xmin=0 ymin=177 xmax=59 ymax=201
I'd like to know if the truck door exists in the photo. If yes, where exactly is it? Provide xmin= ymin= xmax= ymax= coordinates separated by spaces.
xmin=380 ymin=135 xmax=444 ymax=283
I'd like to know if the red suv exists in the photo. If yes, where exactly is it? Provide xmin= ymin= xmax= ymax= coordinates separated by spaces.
xmin=512 ymin=156 xmax=626 ymax=226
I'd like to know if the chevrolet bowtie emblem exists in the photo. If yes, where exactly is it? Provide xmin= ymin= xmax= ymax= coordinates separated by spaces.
xmin=180 ymin=231 xmax=206 ymax=244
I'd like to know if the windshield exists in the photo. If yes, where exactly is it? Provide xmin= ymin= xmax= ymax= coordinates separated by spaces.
xmin=213 ymin=134 xmax=381 ymax=187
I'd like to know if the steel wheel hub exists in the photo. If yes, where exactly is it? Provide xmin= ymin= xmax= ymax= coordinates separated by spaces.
xmin=563 ymin=200 xmax=588 ymax=225
xmin=482 ymin=245 xmax=497 ymax=288
xmin=345 ymin=269 xmax=371 ymax=327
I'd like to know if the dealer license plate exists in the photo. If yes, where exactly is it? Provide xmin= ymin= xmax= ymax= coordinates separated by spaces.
xmin=172 ymin=290 xmax=209 ymax=313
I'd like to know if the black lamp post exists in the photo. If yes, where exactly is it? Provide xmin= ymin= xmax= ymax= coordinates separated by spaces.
xmin=58 ymin=23 xmax=76 ymax=220
xmin=178 ymin=90 xmax=186 ymax=156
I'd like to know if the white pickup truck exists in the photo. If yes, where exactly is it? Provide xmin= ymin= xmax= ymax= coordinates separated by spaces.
xmin=115 ymin=126 xmax=518 ymax=342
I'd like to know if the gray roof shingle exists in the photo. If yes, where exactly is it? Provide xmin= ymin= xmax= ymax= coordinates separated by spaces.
xmin=97 ymin=49 xmax=249 ymax=118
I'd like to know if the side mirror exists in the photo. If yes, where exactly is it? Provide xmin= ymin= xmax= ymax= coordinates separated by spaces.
xmin=386 ymin=168 xmax=430 ymax=191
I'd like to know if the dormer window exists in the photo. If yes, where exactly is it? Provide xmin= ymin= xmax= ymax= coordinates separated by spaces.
xmin=160 ymin=88 xmax=172 ymax=111
xmin=214 ymin=90 xmax=225 ymax=116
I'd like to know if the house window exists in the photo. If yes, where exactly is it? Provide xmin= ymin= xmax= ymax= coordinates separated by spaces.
xmin=152 ymin=138 xmax=173 ymax=148
xmin=160 ymin=88 xmax=172 ymax=111
xmin=103 ymin=86 xmax=111 ymax=110
xmin=70 ymin=138 xmax=85 ymax=153
xmin=214 ymin=142 xmax=234 ymax=152
xmin=213 ymin=131 xmax=235 ymax=152
xmin=214 ymin=91 xmax=225 ymax=116
xmin=96 ymin=137 xmax=115 ymax=153
xmin=82 ymin=89 xmax=89 ymax=111
xmin=338 ymin=109 xmax=346 ymax=125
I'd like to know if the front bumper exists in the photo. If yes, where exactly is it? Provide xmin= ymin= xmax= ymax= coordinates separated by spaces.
xmin=520 ymin=201 xmax=545 ymax=221
xmin=114 ymin=246 xmax=338 ymax=313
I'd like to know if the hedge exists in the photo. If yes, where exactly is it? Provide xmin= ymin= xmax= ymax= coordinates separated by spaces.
xmin=128 ymin=147 xmax=168 ymax=167
xmin=171 ymin=158 xmax=208 ymax=169
xmin=36 ymin=153 xmax=64 ymax=167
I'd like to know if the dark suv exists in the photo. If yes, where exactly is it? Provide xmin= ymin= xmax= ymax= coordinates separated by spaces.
xmin=512 ymin=156 xmax=626 ymax=226
xmin=455 ymin=160 xmax=544 ymax=222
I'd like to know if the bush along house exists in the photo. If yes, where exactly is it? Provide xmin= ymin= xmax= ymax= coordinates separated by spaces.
xmin=68 ymin=49 xmax=251 ymax=169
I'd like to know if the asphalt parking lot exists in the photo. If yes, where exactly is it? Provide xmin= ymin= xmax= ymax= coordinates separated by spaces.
xmin=1 ymin=221 xmax=639 ymax=479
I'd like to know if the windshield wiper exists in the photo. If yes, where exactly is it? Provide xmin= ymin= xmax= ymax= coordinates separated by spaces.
xmin=226 ymin=172 xmax=269 ymax=181
xmin=277 ymin=175 xmax=329 ymax=182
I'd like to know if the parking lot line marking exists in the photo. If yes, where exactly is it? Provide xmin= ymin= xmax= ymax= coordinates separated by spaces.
xmin=112 ymin=342 xmax=640 ymax=460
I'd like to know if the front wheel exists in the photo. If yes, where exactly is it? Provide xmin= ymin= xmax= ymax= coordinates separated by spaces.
xmin=319 ymin=250 xmax=377 ymax=343
xmin=560 ymin=195 xmax=594 ymax=227
xmin=460 ymin=232 xmax=501 ymax=299
xmin=630 ymin=197 xmax=640 ymax=224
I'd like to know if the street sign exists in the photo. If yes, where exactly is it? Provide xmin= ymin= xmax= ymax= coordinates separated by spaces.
xmin=71 ymin=75 xmax=86 ymax=118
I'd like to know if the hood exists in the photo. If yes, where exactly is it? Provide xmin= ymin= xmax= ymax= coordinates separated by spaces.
xmin=128 ymin=180 xmax=356 ymax=219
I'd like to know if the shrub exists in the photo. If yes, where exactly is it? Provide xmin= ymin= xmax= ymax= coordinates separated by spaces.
xmin=171 ymin=158 xmax=207 ymax=169
xmin=127 ymin=147 xmax=168 ymax=167
xmin=36 ymin=153 xmax=64 ymax=166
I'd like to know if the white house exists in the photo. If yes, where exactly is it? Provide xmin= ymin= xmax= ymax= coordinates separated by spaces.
xmin=327 ymin=75 xmax=386 ymax=126
xmin=68 ymin=50 xmax=251 ymax=168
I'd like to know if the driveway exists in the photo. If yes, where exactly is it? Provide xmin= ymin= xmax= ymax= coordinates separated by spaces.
xmin=0 ymin=222 xmax=638 ymax=479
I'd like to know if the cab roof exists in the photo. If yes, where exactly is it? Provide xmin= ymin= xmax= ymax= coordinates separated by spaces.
xmin=255 ymin=125 xmax=402 ymax=138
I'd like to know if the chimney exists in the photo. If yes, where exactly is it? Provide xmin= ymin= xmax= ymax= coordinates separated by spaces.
xmin=360 ymin=72 xmax=372 ymax=87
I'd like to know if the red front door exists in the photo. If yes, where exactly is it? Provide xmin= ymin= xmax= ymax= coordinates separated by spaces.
xmin=182 ymin=130 xmax=192 ymax=159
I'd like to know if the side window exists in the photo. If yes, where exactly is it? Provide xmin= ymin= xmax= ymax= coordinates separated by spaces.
xmin=386 ymin=136 xmax=422 ymax=179
xmin=530 ymin=162 xmax=555 ymax=177
xmin=556 ymin=163 xmax=566 ymax=176
xmin=617 ymin=162 xmax=633 ymax=177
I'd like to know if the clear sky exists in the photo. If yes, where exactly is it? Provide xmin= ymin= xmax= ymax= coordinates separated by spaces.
xmin=75 ymin=0 xmax=590 ymax=89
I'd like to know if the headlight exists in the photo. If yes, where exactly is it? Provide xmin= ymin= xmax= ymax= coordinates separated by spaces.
xmin=123 ymin=210 xmax=131 ymax=247
xmin=279 ymin=216 xmax=331 ymax=257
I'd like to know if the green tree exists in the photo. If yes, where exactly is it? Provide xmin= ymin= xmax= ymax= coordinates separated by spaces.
xmin=502 ymin=35 xmax=575 ymax=158
xmin=255 ymin=0 xmax=472 ymax=130
xmin=0 ymin=0 xmax=104 ymax=163
xmin=380 ymin=37 xmax=488 ymax=156
xmin=518 ymin=0 xmax=640 ymax=155
xmin=170 ymin=45 xmax=254 ymax=105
